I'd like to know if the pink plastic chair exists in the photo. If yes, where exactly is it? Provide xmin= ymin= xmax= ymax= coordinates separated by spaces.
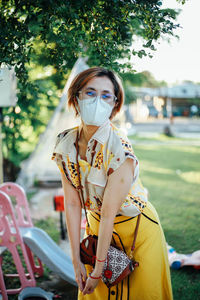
xmin=0 ymin=191 xmax=36 ymax=298
xmin=0 ymin=182 xmax=43 ymax=277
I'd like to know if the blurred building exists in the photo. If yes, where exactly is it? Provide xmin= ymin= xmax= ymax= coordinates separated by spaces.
xmin=131 ymin=82 xmax=200 ymax=120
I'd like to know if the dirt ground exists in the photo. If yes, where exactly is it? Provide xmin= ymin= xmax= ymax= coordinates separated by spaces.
xmin=38 ymin=273 xmax=78 ymax=300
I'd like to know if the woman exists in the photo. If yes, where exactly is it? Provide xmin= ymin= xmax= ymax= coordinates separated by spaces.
xmin=52 ymin=67 xmax=173 ymax=300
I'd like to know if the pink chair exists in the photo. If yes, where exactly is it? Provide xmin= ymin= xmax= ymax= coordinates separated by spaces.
xmin=0 ymin=182 xmax=43 ymax=277
xmin=0 ymin=191 xmax=36 ymax=298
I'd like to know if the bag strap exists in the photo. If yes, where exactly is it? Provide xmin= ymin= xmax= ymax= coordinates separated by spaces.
xmin=131 ymin=214 xmax=141 ymax=251
xmin=75 ymin=130 xmax=141 ymax=253
xmin=75 ymin=130 xmax=91 ymax=231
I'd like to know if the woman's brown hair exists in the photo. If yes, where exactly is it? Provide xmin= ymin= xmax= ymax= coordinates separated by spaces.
xmin=68 ymin=67 xmax=124 ymax=120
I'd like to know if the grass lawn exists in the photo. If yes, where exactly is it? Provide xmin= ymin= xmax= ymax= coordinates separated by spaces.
xmin=131 ymin=135 xmax=200 ymax=300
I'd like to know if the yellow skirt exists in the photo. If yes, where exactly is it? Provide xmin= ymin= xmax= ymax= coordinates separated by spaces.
xmin=78 ymin=201 xmax=173 ymax=300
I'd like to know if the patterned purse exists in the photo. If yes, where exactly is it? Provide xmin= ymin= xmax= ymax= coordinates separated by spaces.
xmin=80 ymin=227 xmax=140 ymax=288
xmin=76 ymin=132 xmax=140 ymax=288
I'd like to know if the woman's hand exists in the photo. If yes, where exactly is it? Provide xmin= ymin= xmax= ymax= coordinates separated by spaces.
xmin=74 ymin=260 xmax=87 ymax=292
xmin=82 ymin=271 xmax=100 ymax=295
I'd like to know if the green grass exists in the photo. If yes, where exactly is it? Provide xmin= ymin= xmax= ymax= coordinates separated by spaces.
xmin=34 ymin=217 xmax=60 ymax=244
xmin=130 ymin=133 xmax=200 ymax=143
xmin=132 ymin=137 xmax=200 ymax=300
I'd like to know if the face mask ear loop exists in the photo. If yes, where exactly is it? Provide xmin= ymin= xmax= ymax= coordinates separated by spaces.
xmin=114 ymin=96 xmax=118 ymax=106
xmin=75 ymin=96 xmax=81 ymax=116
xmin=110 ymin=100 xmax=117 ymax=120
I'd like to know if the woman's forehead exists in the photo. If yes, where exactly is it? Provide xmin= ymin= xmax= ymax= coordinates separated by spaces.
xmin=84 ymin=76 xmax=114 ymax=92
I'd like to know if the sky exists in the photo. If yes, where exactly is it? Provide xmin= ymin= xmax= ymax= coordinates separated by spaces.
xmin=132 ymin=0 xmax=200 ymax=84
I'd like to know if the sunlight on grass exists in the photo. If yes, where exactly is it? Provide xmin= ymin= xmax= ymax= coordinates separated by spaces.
xmin=179 ymin=171 xmax=200 ymax=184
xmin=130 ymin=133 xmax=199 ymax=142
xmin=132 ymin=137 xmax=200 ymax=300
xmin=141 ymin=161 xmax=174 ymax=175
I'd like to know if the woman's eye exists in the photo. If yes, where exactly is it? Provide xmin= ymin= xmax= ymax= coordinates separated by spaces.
xmin=102 ymin=94 xmax=111 ymax=99
xmin=86 ymin=91 xmax=95 ymax=96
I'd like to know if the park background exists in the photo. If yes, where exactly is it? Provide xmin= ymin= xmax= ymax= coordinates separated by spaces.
xmin=0 ymin=0 xmax=200 ymax=299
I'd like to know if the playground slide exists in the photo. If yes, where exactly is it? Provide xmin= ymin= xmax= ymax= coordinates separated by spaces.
xmin=20 ymin=227 xmax=77 ymax=286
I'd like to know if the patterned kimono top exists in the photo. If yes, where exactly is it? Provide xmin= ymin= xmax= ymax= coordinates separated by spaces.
xmin=52 ymin=120 xmax=147 ymax=217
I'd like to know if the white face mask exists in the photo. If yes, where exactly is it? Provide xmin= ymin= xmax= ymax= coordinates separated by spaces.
xmin=77 ymin=96 xmax=114 ymax=126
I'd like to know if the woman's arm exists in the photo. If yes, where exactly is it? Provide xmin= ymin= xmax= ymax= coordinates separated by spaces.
xmin=83 ymin=158 xmax=134 ymax=294
xmin=94 ymin=158 xmax=134 ymax=274
xmin=61 ymin=173 xmax=87 ymax=291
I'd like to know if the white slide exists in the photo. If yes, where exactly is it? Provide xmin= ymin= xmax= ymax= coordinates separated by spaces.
xmin=20 ymin=227 xmax=77 ymax=286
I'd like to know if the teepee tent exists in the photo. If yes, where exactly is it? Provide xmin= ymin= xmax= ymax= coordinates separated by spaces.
xmin=17 ymin=58 xmax=89 ymax=189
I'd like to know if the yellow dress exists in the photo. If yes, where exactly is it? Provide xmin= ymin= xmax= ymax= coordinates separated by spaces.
xmin=78 ymin=202 xmax=173 ymax=300
xmin=52 ymin=120 xmax=173 ymax=300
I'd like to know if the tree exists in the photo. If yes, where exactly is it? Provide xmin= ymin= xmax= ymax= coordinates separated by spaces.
xmin=1 ymin=0 xmax=181 ymax=80
xmin=0 ymin=0 xmax=183 ymax=178
xmin=120 ymin=71 xmax=167 ymax=105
